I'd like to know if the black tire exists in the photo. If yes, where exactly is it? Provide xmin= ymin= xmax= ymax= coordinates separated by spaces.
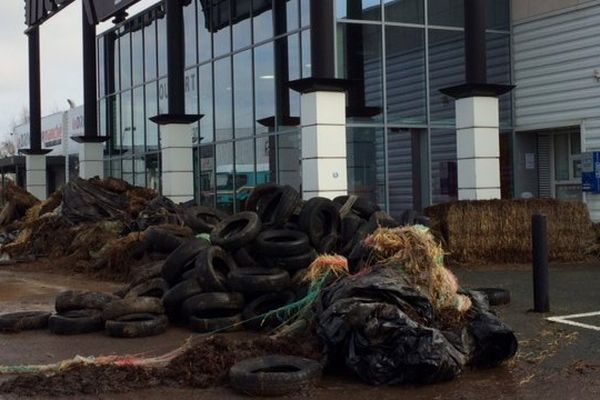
xmin=55 ymin=290 xmax=116 ymax=313
xmin=161 ymin=238 xmax=210 ymax=285
xmin=105 ymin=313 xmax=168 ymax=338
xmin=228 ymin=268 xmax=291 ymax=295
xmin=229 ymin=355 xmax=323 ymax=397
xmin=103 ymin=297 xmax=165 ymax=321
xmin=233 ymin=246 xmax=260 ymax=269
xmin=181 ymin=267 xmax=198 ymax=281
xmin=181 ymin=206 xmax=227 ymax=234
xmin=48 ymin=310 xmax=104 ymax=335
xmin=189 ymin=314 xmax=243 ymax=333
xmin=125 ymin=278 xmax=169 ymax=299
xmin=246 ymin=183 xmax=281 ymax=213
xmin=181 ymin=292 xmax=245 ymax=320
xmin=162 ymin=279 xmax=204 ymax=314
xmin=210 ymin=212 xmax=262 ymax=250
xmin=333 ymin=196 xmax=380 ymax=219
xmin=195 ymin=246 xmax=238 ymax=292
xmin=298 ymin=197 xmax=341 ymax=252
xmin=261 ymin=249 xmax=317 ymax=272
xmin=340 ymin=214 xmax=365 ymax=244
xmin=127 ymin=261 xmax=164 ymax=289
xmin=0 ymin=311 xmax=51 ymax=333
xmin=255 ymin=230 xmax=311 ymax=257
xmin=242 ymin=291 xmax=296 ymax=331
xmin=144 ymin=226 xmax=185 ymax=254
xmin=370 ymin=211 xmax=399 ymax=229
xmin=259 ymin=185 xmax=301 ymax=229
xmin=317 ymin=233 xmax=339 ymax=254
xmin=473 ymin=288 xmax=511 ymax=306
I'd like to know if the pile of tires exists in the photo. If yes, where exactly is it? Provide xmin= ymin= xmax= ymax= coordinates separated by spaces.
xmin=49 ymin=290 xmax=115 ymax=335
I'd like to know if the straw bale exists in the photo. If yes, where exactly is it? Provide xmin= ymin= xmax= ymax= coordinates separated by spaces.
xmin=425 ymin=199 xmax=595 ymax=264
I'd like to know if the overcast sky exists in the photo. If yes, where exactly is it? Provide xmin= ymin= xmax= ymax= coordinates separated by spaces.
xmin=0 ymin=0 xmax=159 ymax=139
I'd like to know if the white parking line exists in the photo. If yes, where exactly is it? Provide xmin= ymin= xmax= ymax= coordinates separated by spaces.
xmin=547 ymin=311 xmax=600 ymax=332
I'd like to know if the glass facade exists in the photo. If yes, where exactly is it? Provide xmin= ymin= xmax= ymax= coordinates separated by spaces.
xmin=98 ymin=0 xmax=511 ymax=217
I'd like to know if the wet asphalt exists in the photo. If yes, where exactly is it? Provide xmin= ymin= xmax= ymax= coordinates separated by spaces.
xmin=0 ymin=263 xmax=598 ymax=399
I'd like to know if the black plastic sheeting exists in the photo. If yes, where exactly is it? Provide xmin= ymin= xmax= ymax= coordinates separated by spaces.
xmin=314 ymin=267 xmax=518 ymax=385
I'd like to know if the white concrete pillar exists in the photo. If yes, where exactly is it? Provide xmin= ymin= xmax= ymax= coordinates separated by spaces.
xmin=456 ymin=96 xmax=501 ymax=200
xmin=160 ymin=123 xmax=194 ymax=203
xmin=25 ymin=155 xmax=47 ymax=200
xmin=79 ymin=142 xmax=104 ymax=179
xmin=300 ymin=91 xmax=348 ymax=200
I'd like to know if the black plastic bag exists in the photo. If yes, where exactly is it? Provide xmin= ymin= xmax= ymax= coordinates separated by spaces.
xmin=314 ymin=267 xmax=517 ymax=385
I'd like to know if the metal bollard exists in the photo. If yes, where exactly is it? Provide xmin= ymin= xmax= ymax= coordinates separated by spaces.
xmin=532 ymin=214 xmax=550 ymax=313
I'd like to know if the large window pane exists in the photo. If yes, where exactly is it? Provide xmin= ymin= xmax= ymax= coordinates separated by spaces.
xmin=234 ymin=50 xmax=254 ymax=138
xmin=257 ymin=135 xmax=276 ymax=183
xmin=109 ymin=95 xmax=120 ymax=152
xmin=134 ymin=156 xmax=146 ymax=187
xmin=132 ymin=87 xmax=145 ymax=153
xmin=254 ymin=1 xmax=274 ymax=43
xmin=286 ymin=34 xmax=301 ymax=120
xmin=429 ymin=29 xmax=464 ymax=126
xmin=347 ymin=127 xmax=386 ymax=208
xmin=144 ymin=13 xmax=157 ymax=80
xmin=184 ymin=1 xmax=197 ymax=66
xmin=337 ymin=0 xmax=381 ymax=21
xmin=337 ymin=23 xmax=383 ymax=124
xmin=385 ymin=26 xmax=426 ymax=125
xmin=235 ymin=139 xmax=256 ymax=211
xmin=216 ymin=142 xmax=234 ymax=213
xmin=120 ymin=29 xmax=131 ymax=89
xmin=300 ymin=0 xmax=310 ymax=26
xmin=146 ymin=83 xmax=159 ymax=151
xmin=132 ymin=27 xmax=144 ymax=86
xmin=185 ymin=67 xmax=198 ymax=115
xmin=199 ymin=64 xmax=214 ymax=143
xmin=255 ymin=43 xmax=275 ymax=134
xmin=113 ymin=34 xmax=120 ymax=92
xmin=428 ymin=0 xmax=463 ymax=27
xmin=157 ymin=9 xmax=168 ymax=76
xmin=213 ymin=0 xmax=231 ymax=57
xmin=215 ymin=57 xmax=233 ymax=141
xmin=384 ymin=0 xmax=423 ymax=24
xmin=430 ymin=128 xmax=457 ymax=204
xmin=286 ymin=0 xmax=299 ymax=32
xmin=121 ymin=91 xmax=133 ymax=152
xmin=301 ymin=29 xmax=311 ymax=78
xmin=199 ymin=144 xmax=216 ymax=207
xmin=232 ymin=1 xmax=251 ymax=50
xmin=198 ymin=1 xmax=213 ymax=62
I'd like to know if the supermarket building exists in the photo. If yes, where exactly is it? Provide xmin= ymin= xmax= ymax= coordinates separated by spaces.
xmin=12 ymin=0 xmax=600 ymax=221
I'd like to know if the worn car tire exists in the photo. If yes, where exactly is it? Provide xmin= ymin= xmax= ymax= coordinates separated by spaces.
xmin=242 ymin=291 xmax=296 ymax=331
xmin=55 ymin=290 xmax=116 ymax=313
xmin=0 ymin=311 xmax=52 ymax=333
xmin=195 ymin=246 xmax=238 ymax=292
xmin=261 ymin=249 xmax=317 ymax=272
xmin=162 ymin=279 xmax=204 ymax=315
xmin=228 ymin=268 xmax=291 ymax=295
xmin=125 ymin=277 xmax=169 ymax=299
xmin=161 ymin=238 xmax=210 ymax=285
xmin=189 ymin=314 xmax=243 ymax=333
xmin=144 ymin=226 xmax=185 ymax=254
xmin=298 ymin=197 xmax=340 ymax=251
xmin=259 ymin=185 xmax=301 ymax=229
xmin=181 ymin=206 xmax=227 ymax=234
xmin=103 ymin=297 xmax=165 ymax=321
xmin=473 ymin=288 xmax=511 ymax=306
xmin=333 ymin=195 xmax=380 ymax=219
xmin=229 ymin=355 xmax=323 ymax=397
xmin=210 ymin=212 xmax=262 ymax=250
xmin=233 ymin=247 xmax=260 ymax=269
xmin=181 ymin=292 xmax=245 ymax=320
xmin=255 ymin=230 xmax=311 ymax=257
xmin=105 ymin=313 xmax=168 ymax=338
xmin=48 ymin=310 xmax=104 ymax=335
xmin=245 ymin=183 xmax=281 ymax=213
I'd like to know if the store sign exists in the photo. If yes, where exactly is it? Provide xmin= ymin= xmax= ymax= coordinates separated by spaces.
xmin=25 ymin=0 xmax=75 ymax=27
xmin=25 ymin=0 xmax=142 ymax=27
xmin=89 ymin=0 xmax=143 ymax=24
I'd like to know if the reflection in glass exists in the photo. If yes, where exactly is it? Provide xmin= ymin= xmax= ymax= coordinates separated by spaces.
xmin=134 ymin=156 xmax=146 ymax=187
xmin=428 ymin=0 xmax=463 ymax=27
xmin=215 ymin=57 xmax=233 ymax=141
xmin=113 ymin=34 xmax=120 ymax=92
xmin=286 ymin=0 xmax=299 ymax=32
xmin=146 ymin=83 xmax=159 ymax=151
xmin=428 ymin=29 xmax=464 ymax=126
xmin=256 ymin=135 xmax=275 ymax=183
xmin=255 ymin=43 xmax=275 ymax=134
xmin=198 ymin=1 xmax=212 ymax=62
xmin=232 ymin=0 xmax=251 ymax=50
xmin=216 ymin=142 xmax=234 ymax=213
xmin=98 ymin=39 xmax=105 ymax=97
xmin=158 ymin=77 xmax=168 ymax=114
xmin=430 ymin=128 xmax=457 ymax=204
xmin=157 ymin=9 xmax=168 ymax=76
xmin=199 ymin=64 xmax=214 ymax=143
xmin=111 ymin=158 xmax=122 ymax=181
xmin=109 ymin=95 xmax=120 ymax=152
xmin=133 ymin=87 xmax=145 ymax=153
xmin=337 ymin=0 xmax=381 ymax=21
xmin=385 ymin=26 xmax=426 ymax=125
xmin=384 ymin=0 xmax=423 ymax=24
xmin=286 ymin=34 xmax=301 ymax=120
xmin=122 ymin=158 xmax=134 ymax=184
xmin=300 ymin=0 xmax=310 ymax=26
xmin=185 ymin=68 xmax=198 ymax=115
xmin=144 ymin=13 xmax=157 ymax=80
xmin=184 ymin=1 xmax=197 ymax=66
xmin=132 ymin=27 xmax=144 ymax=86
xmin=346 ymin=127 xmax=385 ymax=208
xmin=120 ymin=29 xmax=131 ymax=89
xmin=213 ymin=0 xmax=231 ymax=57
xmin=254 ymin=0 xmax=274 ymax=43
xmin=235 ymin=139 xmax=256 ymax=211
xmin=121 ymin=91 xmax=133 ymax=152
xmin=234 ymin=50 xmax=254 ymax=138
xmin=337 ymin=23 xmax=383 ymax=123
xmin=301 ymin=29 xmax=311 ymax=78
xmin=199 ymin=144 xmax=216 ymax=207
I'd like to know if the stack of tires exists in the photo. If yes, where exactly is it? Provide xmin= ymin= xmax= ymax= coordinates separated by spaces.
xmin=49 ymin=290 xmax=115 ymax=335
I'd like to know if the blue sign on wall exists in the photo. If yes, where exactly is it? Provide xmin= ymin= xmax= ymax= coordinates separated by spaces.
xmin=581 ymin=152 xmax=600 ymax=193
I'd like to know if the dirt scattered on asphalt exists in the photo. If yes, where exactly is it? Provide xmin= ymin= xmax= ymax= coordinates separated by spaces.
xmin=0 ymin=335 xmax=323 ymax=397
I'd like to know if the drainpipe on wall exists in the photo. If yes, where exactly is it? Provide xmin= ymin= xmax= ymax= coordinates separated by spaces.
xmin=150 ymin=0 xmax=202 ymax=203
xmin=440 ymin=0 xmax=514 ymax=201
xmin=289 ymin=0 xmax=353 ymax=200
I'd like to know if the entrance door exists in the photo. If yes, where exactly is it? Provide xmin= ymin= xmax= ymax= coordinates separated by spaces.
xmin=553 ymin=129 xmax=582 ymax=201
